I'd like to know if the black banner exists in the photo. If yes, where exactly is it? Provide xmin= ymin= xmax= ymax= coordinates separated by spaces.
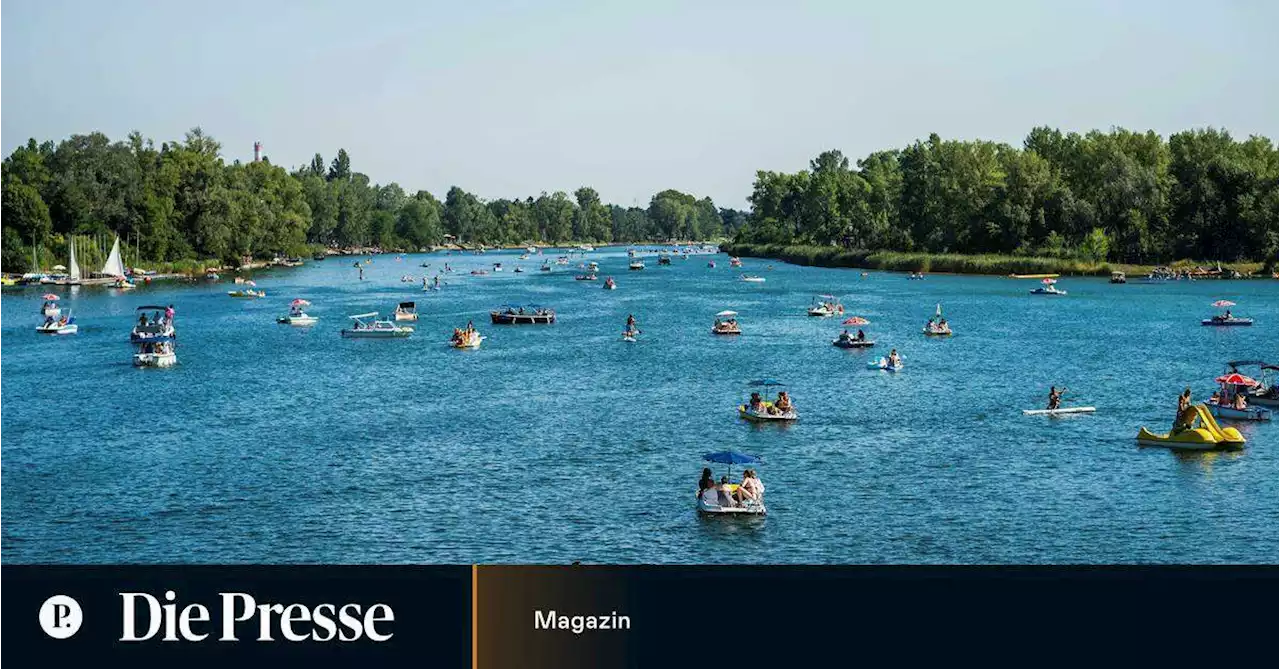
xmin=3 ymin=565 xmax=1275 ymax=667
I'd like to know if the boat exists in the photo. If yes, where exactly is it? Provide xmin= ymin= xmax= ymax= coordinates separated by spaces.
xmin=658 ymin=255 xmax=672 ymax=265
xmin=277 ymin=299 xmax=318 ymax=326
xmin=340 ymin=313 xmax=413 ymax=338
xmin=711 ymin=310 xmax=741 ymax=335
xmin=513 ymin=266 xmax=524 ymax=273
xmin=833 ymin=331 xmax=874 ymax=348
xmin=629 ymin=260 xmax=645 ymax=270
xmin=1109 ymin=271 xmax=1127 ymax=284
xmin=490 ymin=305 xmax=556 ymax=325
xmin=540 ymin=263 xmax=552 ymax=272
xmin=470 ymin=269 xmax=489 ymax=276
xmin=37 ymin=311 xmax=78 ymax=335
xmin=131 ymin=306 xmax=175 ymax=342
xmin=114 ymin=276 xmax=137 ymax=290
xmin=1227 ymin=361 xmax=1278 ymax=408
xmin=1203 ymin=372 xmax=1272 ymax=421
xmin=1022 ymin=407 xmax=1096 ymax=416
xmin=314 ymin=253 xmax=329 ymax=261
xmin=1202 ymin=301 xmax=1250 ymax=326
xmin=729 ymin=257 xmax=743 ymax=268
xmin=393 ymin=301 xmax=419 ymax=322
xmin=205 ymin=270 xmax=221 ymax=281
xmin=707 ymin=261 xmax=716 ymax=268
xmin=574 ymin=273 xmax=598 ymax=281
xmin=0 ymin=276 xmax=15 ymax=286
xmin=449 ymin=327 xmax=485 ymax=349
xmin=526 ymin=246 xmax=538 ymax=254
xmin=40 ymin=294 xmax=61 ymax=318
xmin=603 ymin=277 xmax=616 ymax=290
xmin=492 ymin=263 xmax=503 ymax=272
xmin=738 ymin=379 xmax=797 ymax=422
xmin=867 ymin=356 xmax=903 ymax=371
xmin=1008 ymin=273 xmax=1060 ymax=280
xmin=907 ymin=272 xmax=925 ymax=280
xmin=228 ymin=289 xmax=266 ymax=298
xmin=99 ymin=235 xmax=128 ymax=280
xmin=740 ymin=274 xmax=765 ymax=283
xmin=696 ymin=451 xmax=766 ymax=515
xmin=133 ymin=337 xmax=177 ymax=368
xmin=807 ymin=295 xmax=843 ymax=317
xmin=621 ymin=329 xmax=638 ymax=342
xmin=54 ymin=238 xmax=83 ymax=285
xmin=1030 ymin=278 xmax=1067 ymax=295
xmin=923 ymin=303 xmax=952 ymax=336
xmin=1136 ymin=404 xmax=1245 ymax=450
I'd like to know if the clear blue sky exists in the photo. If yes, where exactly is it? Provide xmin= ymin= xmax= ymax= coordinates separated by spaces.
xmin=3 ymin=0 xmax=1276 ymax=207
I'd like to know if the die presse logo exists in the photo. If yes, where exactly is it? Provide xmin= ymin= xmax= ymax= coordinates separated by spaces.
xmin=38 ymin=591 xmax=395 ymax=642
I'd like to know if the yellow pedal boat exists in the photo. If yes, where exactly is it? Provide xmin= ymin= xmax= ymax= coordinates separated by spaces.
xmin=1136 ymin=405 xmax=1245 ymax=450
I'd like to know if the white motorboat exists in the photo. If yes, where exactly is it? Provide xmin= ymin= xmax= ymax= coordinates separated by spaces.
xmin=629 ymin=260 xmax=645 ymax=270
xmin=341 ymin=313 xmax=413 ymax=338
xmin=1030 ymin=279 xmax=1066 ymax=295
xmin=740 ymin=274 xmax=765 ymax=283
xmin=394 ymin=301 xmax=419 ymax=321
xmin=36 ymin=311 xmax=78 ymax=335
xmin=807 ymin=295 xmax=843 ymax=317
xmin=131 ymin=305 xmax=175 ymax=342
xmin=278 ymin=299 xmax=318 ymax=326
xmin=133 ymin=338 xmax=177 ymax=368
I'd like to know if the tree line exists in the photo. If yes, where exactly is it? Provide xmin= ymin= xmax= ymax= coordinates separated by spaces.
xmin=735 ymin=127 xmax=1278 ymax=264
xmin=1 ymin=128 xmax=746 ymax=270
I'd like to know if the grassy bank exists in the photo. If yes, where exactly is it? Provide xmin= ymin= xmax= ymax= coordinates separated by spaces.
xmin=721 ymin=243 xmax=1268 ymax=278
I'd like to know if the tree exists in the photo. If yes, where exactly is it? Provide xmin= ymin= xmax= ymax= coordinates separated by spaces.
xmin=327 ymin=149 xmax=351 ymax=182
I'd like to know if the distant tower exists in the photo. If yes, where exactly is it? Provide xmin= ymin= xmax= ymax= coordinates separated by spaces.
xmin=253 ymin=141 xmax=263 ymax=162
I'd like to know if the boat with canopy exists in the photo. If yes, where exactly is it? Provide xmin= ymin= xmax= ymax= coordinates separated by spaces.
xmin=340 ymin=313 xmax=413 ymax=338
xmin=697 ymin=451 xmax=766 ymax=515
xmin=394 ymin=301 xmax=419 ymax=321
xmin=711 ymin=310 xmax=741 ymax=335
xmin=1226 ymin=361 xmax=1278 ymax=407
xmin=738 ymin=379 xmax=797 ymax=422
xmin=131 ymin=305 xmax=175 ymax=342
xmin=277 ymin=299 xmax=318 ymax=326
xmin=36 ymin=310 xmax=77 ymax=335
xmin=1203 ymin=372 xmax=1272 ymax=421
xmin=833 ymin=317 xmax=874 ymax=348
xmin=807 ymin=295 xmax=844 ymax=317
xmin=490 ymin=305 xmax=556 ymax=324
xmin=1201 ymin=300 xmax=1252 ymax=326
xmin=1030 ymin=278 xmax=1067 ymax=295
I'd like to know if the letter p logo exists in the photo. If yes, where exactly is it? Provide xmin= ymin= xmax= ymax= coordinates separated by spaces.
xmin=39 ymin=595 xmax=83 ymax=639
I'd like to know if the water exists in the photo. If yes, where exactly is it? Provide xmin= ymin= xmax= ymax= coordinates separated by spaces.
xmin=2 ymin=250 xmax=1277 ymax=564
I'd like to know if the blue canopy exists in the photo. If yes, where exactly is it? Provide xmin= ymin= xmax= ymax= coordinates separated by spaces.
xmin=703 ymin=451 xmax=762 ymax=465
xmin=748 ymin=379 xmax=785 ymax=387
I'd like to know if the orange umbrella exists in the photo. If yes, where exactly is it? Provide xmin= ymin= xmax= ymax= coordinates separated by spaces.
xmin=1211 ymin=300 xmax=1235 ymax=308
xmin=42 ymin=293 xmax=59 ymax=300
xmin=842 ymin=316 xmax=869 ymax=325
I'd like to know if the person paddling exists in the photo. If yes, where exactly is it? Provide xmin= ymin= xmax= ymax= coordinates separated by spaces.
xmin=1047 ymin=386 xmax=1064 ymax=411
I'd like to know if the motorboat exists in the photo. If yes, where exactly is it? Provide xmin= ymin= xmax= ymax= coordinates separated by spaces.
xmin=205 ymin=270 xmax=220 ymax=281
xmin=729 ymin=257 xmax=743 ymax=268
xmin=807 ymin=295 xmax=843 ymax=317
xmin=540 ymin=263 xmax=552 ymax=272
xmin=493 ymin=263 xmax=503 ymax=272
xmin=1030 ymin=278 xmax=1066 ymax=295
xmin=490 ymin=305 xmax=556 ymax=325
xmin=629 ymin=260 xmax=645 ymax=271
xmin=1136 ymin=404 xmax=1245 ymax=450
xmin=133 ymin=337 xmax=177 ymax=368
xmin=1110 ymin=271 xmax=1127 ymax=284
xmin=450 ymin=328 xmax=485 ymax=349
xmin=1227 ymin=361 xmax=1278 ymax=408
xmin=393 ymin=301 xmax=419 ymax=321
xmin=131 ymin=306 xmax=175 ymax=342
xmin=575 ymin=273 xmax=598 ymax=281
xmin=37 ymin=312 xmax=77 ymax=335
xmin=740 ymin=274 xmax=765 ymax=283
xmin=711 ymin=310 xmax=741 ymax=335
xmin=833 ymin=331 xmax=874 ymax=348
xmin=603 ymin=277 xmax=617 ymax=290
xmin=278 ymin=299 xmax=318 ymax=326
xmin=1202 ymin=315 xmax=1252 ymax=326
xmin=1203 ymin=372 xmax=1272 ymax=421
xmin=697 ymin=451 xmax=766 ymax=516
xmin=341 ymin=313 xmax=413 ymax=338
xmin=228 ymin=289 xmax=265 ymax=298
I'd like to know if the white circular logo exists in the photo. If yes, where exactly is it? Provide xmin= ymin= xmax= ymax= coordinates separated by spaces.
xmin=39 ymin=595 xmax=83 ymax=639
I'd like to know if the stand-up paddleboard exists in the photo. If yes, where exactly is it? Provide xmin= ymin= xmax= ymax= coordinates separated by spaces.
xmin=1022 ymin=407 xmax=1096 ymax=416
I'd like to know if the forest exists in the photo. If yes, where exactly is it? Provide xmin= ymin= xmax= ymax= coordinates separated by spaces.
xmin=734 ymin=127 xmax=1278 ymax=265
xmin=1 ymin=128 xmax=745 ymax=271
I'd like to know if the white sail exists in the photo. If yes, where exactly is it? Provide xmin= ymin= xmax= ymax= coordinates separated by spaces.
xmin=100 ymin=236 xmax=126 ymax=277
xmin=69 ymin=238 xmax=81 ymax=281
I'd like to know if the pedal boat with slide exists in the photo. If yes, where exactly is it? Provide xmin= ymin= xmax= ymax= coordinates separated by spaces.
xmin=1136 ymin=404 xmax=1245 ymax=450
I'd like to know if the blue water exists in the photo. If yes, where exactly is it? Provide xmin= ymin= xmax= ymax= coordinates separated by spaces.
xmin=3 ymin=249 xmax=1277 ymax=564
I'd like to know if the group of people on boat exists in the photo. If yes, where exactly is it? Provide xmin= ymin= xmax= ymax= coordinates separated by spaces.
xmin=42 ymin=314 xmax=72 ymax=328
xmin=137 ymin=305 xmax=176 ymax=329
xmin=137 ymin=340 xmax=172 ymax=355
xmin=747 ymin=391 xmax=794 ymax=416
xmin=924 ymin=316 xmax=950 ymax=334
xmin=712 ymin=316 xmax=739 ymax=331
xmin=451 ymin=320 xmax=478 ymax=345
xmin=698 ymin=468 xmax=764 ymax=507
xmin=837 ymin=329 xmax=867 ymax=343
xmin=1208 ymin=388 xmax=1251 ymax=411
xmin=502 ymin=306 xmax=552 ymax=317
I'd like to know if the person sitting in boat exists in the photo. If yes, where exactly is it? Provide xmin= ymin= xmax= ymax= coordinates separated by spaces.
xmin=938 ymin=318 xmax=948 ymax=330
xmin=1173 ymin=388 xmax=1194 ymax=430
xmin=716 ymin=476 xmax=737 ymax=507
xmin=1047 ymin=386 xmax=1063 ymax=411
xmin=856 ymin=329 xmax=866 ymax=341
xmin=748 ymin=392 xmax=765 ymax=414
xmin=44 ymin=315 xmax=55 ymax=326
xmin=734 ymin=469 xmax=764 ymax=504
xmin=887 ymin=349 xmax=902 ymax=367
xmin=774 ymin=392 xmax=793 ymax=414
xmin=698 ymin=468 xmax=714 ymax=499
xmin=1233 ymin=392 xmax=1248 ymax=410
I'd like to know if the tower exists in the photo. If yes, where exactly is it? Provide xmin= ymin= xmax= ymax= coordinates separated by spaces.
xmin=253 ymin=141 xmax=263 ymax=162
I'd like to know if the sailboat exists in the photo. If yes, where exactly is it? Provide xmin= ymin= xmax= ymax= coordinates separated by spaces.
xmin=924 ymin=303 xmax=952 ymax=336
xmin=100 ymin=235 xmax=134 ymax=288
xmin=54 ymin=238 xmax=82 ymax=285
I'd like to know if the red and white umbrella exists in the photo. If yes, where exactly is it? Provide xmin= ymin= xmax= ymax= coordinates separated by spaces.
xmin=42 ymin=293 xmax=59 ymax=300
xmin=843 ymin=316 xmax=869 ymax=326
xmin=291 ymin=298 xmax=311 ymax=307
xmin=1215 ymin=373 xmax=1259 ymax=387
xmin=1211 ymin=300 xmax=1235 ymax=308
xmin=1041 ymin=278 xmax=1057 ymax=285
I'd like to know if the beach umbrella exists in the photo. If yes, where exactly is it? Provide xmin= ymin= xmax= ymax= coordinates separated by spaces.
xmin=1215 ymin=373 xmax=1259 ymax=387
xmin=42 ymin=294 xmax=59 ymax=300
xmin=291 ymin=298 xmax=311 ymax=307
xmin=715 ymin=310 xmax=738 ymax=317
xmin=843 ymin=316 xmax=869 ymax=325
xmin=52 ymin=264 xmax=66 ymax=271
xmin=703 ymin=451 xmax=763 ymax=479
xmin=748 ymin=379 xmax=786 ymax=387
xmin=1041 ymin=278 xmax=1056 ymax=285
xmin=1211 ymin=300 xmax=1235 ymax=308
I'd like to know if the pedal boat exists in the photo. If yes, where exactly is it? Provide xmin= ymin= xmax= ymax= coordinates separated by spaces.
xmin=1136 ymin=405 xmax=1246 ymax=450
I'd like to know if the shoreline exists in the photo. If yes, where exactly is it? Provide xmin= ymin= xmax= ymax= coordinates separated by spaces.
xmin=720 ymin=243 xmax=1273 ymax=280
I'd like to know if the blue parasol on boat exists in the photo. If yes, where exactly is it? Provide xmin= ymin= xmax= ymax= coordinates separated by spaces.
xmin=748 ymin=379 xmax=785 ymax=387
xmin=703 ymin=451 xmax=762 ymax=465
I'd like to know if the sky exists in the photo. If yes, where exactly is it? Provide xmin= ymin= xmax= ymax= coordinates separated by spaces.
xmin=2 ymin=0 xmax=1277 ymax=208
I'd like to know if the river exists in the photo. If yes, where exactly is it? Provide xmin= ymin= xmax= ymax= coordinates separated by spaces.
xmin=2 ymin=248 xmax=1276 ymax=563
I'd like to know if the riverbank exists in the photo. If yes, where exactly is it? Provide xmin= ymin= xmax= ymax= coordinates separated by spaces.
xmin=720 ymin=243 xmax=1270 ymax=279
